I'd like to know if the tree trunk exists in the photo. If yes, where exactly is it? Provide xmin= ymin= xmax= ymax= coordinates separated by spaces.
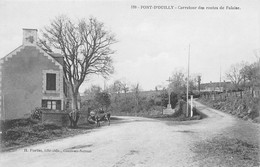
xmin=124 ymin=92 xmax=127 ymax=104
xmin=71 ymin=92 xmax=78 ymax=110
xmin=69 ymin=88 xmax=80 ymax=128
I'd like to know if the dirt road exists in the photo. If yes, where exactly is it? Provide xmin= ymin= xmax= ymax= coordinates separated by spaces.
xmin=0 ymin=101 xmax=259 ymax=167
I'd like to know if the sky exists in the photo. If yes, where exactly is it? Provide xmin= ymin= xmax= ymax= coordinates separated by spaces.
xmin=0 ymin=0 xmax=259 ymax=92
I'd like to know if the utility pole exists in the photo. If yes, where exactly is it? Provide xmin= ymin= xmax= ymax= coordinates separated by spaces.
xmin=219 ymin=56 xmax=222 ymax=91
xmin=198 ymin=75 xmax=201 ymax=93
xmin=166 ymin=77 xmax=173 ymax=109
xmin=190 ymin=95 xmax=193 ymax=117
xmin=186 ymin=44 xmax=190 ymax=117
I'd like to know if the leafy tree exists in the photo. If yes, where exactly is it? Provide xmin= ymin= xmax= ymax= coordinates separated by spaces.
xmin=83 ymin=85 xmax=111 ymax=112
xmin=40 ymin=15 xmax=116 ymax=127
xmin=169 ymin=69 xmax=195 ymax=97
xmin=112 ymin=80 xmax=123 ymax=95
xmin=187 ymin=75 xmax=198 ymax=92
xmin=170 ymin=92 xmax=178 ymax=108
xmin=131 ymin=83 xmax=141 ymax=115
xmin=169 ymin=70 xmax=186 ymax=95
xmin=168 ymin=69 xmax=198 ymax=102
xmin=82 ymin=85 xmax=102 ymax=112
xmin=108 ymin=80 xmax=123 ymax=103
xmin=84 ymin=85 xmax=102 ymax=100
xmin=94 ymin=91 xmax=111 ymax=112
xmin=160 ymin=88 xmax=169 ymax=107
xmin=197 ymin=75 xmax=201 ymax=92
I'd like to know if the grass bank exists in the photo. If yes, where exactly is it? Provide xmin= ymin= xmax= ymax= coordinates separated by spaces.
xmin=198 ymin=93 xmax=260 ymax=123
xmin=192 ymin=136 xmax=260 ymax=167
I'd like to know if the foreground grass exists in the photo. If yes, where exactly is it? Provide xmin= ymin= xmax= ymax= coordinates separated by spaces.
xmin=0 ymin=119 xmax=106 ymax=152
xmin=192 ymin=136 xmax=260 ymax=167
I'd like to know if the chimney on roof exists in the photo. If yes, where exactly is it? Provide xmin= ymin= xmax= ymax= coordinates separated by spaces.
xmin=23 ymin=29 xmax=37 ymax=45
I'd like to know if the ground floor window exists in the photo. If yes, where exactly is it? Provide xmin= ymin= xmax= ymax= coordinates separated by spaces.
xmin=42 ymin=100 xmax=61 ymax=110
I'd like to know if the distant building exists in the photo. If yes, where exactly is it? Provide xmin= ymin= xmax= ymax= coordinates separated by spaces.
xmin=200 ymin=81 xmax=231 ymax=92
xmin=0 ymin=29 xmax=77 ymax=120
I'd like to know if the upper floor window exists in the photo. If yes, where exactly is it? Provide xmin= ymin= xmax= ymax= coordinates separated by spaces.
xmin=46 ymin=73 xmax=56 ymax=90
xmin=42 ymin=70 xmax=60 ymax=93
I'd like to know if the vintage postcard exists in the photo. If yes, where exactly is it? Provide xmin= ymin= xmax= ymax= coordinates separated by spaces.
xmin=0 ymin=0 xmax=259 ymax=166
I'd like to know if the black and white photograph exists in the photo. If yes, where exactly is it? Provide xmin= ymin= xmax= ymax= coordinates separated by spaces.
xmin=0 ymin=0 xmax=259 ymax=166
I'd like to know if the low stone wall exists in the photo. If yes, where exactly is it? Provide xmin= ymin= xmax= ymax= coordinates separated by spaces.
xmin=41 ymin=111 xmax=89 ymax=127
xmin=41 ymin=112 xmax=70 ymax=127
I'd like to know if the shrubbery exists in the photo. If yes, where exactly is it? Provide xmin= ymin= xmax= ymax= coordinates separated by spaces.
xmin=108 ymin=90 xmax=177 ymax=116
xmin=82 ymin=84 xmax=203 ymax=120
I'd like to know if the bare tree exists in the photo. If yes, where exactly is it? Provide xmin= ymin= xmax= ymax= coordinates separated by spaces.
xmin=240 ymin=60 xmax=260 ymax=92
xmin=40 ymin=15 xmax=116 ymax=127
xmin=120 ymin=81 xmax=129 ymax=103
xmin=225 ymin=62 xmax=246 ymax=90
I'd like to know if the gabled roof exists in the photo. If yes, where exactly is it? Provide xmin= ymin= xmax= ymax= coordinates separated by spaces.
xmin=49 ymin=53 xmax=64 ymax=66
xmin=1 ymin=45 xmax=63 ymax=70
xmin=1 ymin=45 xmax=24 ymax=62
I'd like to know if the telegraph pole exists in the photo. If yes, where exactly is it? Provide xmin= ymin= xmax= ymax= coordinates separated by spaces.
xmin=219 ymin=56 xmax=222 ymax=91
xmin=166 ymin=77 xmax=173 ymax=109
xmin=186 ymin=44 xmax=190 ymax=117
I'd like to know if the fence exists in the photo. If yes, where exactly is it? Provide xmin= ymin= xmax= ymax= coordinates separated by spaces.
xmin=200 ymin=89 xmax=260 ymax=100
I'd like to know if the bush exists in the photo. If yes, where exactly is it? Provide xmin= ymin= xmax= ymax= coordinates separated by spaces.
xmin=31 ymin=108 xmax=43 ymax=120
xmin=51 ymin=129 xmax=63 ymax=136
xmin=3 ymin=129 xmax=22 ymax=140
xmin=1 ymin=118 xmax=37 ymax=132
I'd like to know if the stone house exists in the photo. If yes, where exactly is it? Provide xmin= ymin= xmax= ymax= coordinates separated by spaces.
xmin=0 ymin=29 xmax=76 ymax=121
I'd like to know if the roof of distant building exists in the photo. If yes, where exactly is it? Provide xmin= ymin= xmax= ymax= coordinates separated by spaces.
xmin=201 ymin=81 xmax=231 ymax=87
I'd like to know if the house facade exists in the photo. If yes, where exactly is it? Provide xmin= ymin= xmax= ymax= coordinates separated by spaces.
xmin=0 ymin=29 xmax=71 ymax=120
xmin=200 ymin=81 xmax=231 ymax=92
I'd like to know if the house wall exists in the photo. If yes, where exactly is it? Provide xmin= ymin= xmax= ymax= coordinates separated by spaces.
xmin=1 ymin=46 xmax=62 ymax=120
xmin=0 ymin=59 xmax=3 ymax=120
